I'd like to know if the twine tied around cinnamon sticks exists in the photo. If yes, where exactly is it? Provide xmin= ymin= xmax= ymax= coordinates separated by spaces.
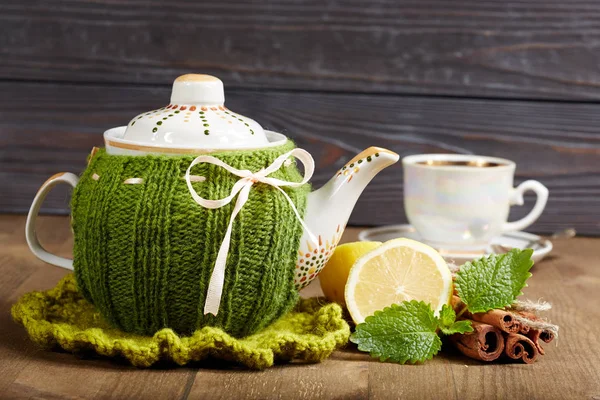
xmin=449 ymin=296 xmax=559 ymax=363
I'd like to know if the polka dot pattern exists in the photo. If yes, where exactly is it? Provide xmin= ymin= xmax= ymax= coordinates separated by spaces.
xmin=294 ymin=225 xmax=343 ymax=290
xmin=129 ymin=104 xmax=257 ymax=138
xmin=335 ymin=152 xmax=381 ymax=182
xmin=224 ymin=110 xmax=255 ymax=135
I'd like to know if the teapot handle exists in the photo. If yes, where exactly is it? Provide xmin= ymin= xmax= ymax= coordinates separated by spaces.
xmin=25 ymin=172 xmax=79 ymax=270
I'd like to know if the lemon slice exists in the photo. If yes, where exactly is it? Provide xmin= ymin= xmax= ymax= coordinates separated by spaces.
xmin=345 ymin=238 xmax=453 ymax=325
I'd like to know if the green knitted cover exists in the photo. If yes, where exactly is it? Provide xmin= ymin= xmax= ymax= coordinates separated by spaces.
xmin=12 ymin=274 xmax=350 ymax=369
xmin=71 ymin=141 xmax=310 ymax=338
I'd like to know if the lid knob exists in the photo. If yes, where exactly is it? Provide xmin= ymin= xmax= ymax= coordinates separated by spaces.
xmin=170 ymin=74 xmax=225 ymax=105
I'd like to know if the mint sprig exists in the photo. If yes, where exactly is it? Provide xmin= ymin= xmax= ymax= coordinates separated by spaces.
xmin=350 ymin=301 xmax=472 ymax=364
xmin=437 ymin=304 xmax=473 ymax=335
xmin=455 ymin=248 xmax=534 ymax=314
xmin=351 ymin=249 xmax=534 ymax=364
xmin=350 ymin=301 xmax=442 ymax=364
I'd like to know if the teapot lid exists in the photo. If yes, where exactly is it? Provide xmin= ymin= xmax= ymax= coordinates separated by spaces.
xmin=123 ymin=74 xmax=269 ymax=149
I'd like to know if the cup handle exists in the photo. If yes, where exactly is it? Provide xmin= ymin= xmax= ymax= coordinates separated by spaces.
xmin=502 ymin=180 xmax=549 ymax=233
xmin=25 ymin=172 xmax=79 ymax=270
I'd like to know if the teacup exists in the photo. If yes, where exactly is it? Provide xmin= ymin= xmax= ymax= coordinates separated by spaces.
xmin=402 ymin=154 xmax=548 ymax=251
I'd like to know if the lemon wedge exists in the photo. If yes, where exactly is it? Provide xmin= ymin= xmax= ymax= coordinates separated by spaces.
xmin=345 ymin=238 xmax=453 ymax=325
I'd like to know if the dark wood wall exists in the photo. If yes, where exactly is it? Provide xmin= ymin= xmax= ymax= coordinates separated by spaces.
xmin=1 ymin=0 xmax=599 ymax=234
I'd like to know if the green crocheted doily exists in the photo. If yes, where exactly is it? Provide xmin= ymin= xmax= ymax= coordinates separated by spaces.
xmin=11 ymin=274 xmax=350 ymax=369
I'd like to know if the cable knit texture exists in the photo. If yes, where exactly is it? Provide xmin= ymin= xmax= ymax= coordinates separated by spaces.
xmin=12 ymin=274 xmax=350 ymax=369
xmin=70 ymin=141 xmax=310 ymax=337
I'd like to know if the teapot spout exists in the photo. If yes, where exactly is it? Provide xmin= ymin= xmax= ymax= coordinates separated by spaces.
xmin=293 ymin=147 xmax=399 ymax=290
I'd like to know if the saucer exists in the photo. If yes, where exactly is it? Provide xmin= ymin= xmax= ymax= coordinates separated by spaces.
xmin=358 ymin=225 xmax=553 ymax=265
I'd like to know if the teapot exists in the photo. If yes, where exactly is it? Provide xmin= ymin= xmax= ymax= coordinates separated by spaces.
xmin=25 ymin=74 xmax=399 ymax=337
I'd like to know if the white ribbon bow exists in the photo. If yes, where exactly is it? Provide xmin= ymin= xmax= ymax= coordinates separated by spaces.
xmin=185 ymin=148 xmax=317 ymax=316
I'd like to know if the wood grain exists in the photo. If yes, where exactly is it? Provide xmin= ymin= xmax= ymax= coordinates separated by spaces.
xmin=1 ymin=82 xmax=599 ymax=234
xmin=3 ymin=0 xmax=600 ymax=99
xmin=1 ymin=215 xmax=599 ymax=399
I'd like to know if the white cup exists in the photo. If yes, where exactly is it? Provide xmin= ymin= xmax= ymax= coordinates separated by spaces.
xmin=402 ymin=154 xmax=548 ymax=251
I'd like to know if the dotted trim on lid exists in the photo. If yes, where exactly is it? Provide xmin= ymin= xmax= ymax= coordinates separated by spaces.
xmin=123 ymin=74 xmax=267 ymax=147
xmin=129 ymin=104 xmax=257 ymax=137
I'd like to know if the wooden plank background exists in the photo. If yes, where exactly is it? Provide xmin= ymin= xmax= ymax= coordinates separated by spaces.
xmin=1 ymin=0 xmax=599 ymax=234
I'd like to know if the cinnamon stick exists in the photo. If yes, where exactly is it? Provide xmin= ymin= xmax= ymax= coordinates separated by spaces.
xmin=449 ymin=321 xmax=505 ymax=362
xmin=519 ymin=324 xmax=531 ymax=335
xmin=504 ymin=333 xmax=539 ymax=364
xmin=526 ymin=330 xmax=545 ymax=355
xmin=451 ymin=295 xmax=462 ymax=309
xmin=471 ymin=310 xmax=521 ymax=334
xmin=452 ymin=296 xmax=521 ymax=333
xmin=516 ymin=311 xmax=555 ymax=355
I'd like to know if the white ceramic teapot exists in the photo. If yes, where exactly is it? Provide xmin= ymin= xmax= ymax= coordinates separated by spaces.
xmin=25 ymin=74 xmax=399 ymax=336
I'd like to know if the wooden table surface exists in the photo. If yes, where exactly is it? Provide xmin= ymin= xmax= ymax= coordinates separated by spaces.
xmin=1 ymin=214 xmax=599 ymax=399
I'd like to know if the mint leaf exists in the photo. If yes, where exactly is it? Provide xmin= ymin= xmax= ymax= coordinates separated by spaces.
xmin=350 ymin=301 xmax=442 ymax=364
xmin=455 ymin=248 xmax=534 ymax=314
xmin=438 ymin=304 xmax=456 ymax=328
xmin=437 ymin=304 xmax=473 ymax=335
xmin=441 ymin=320 xmax=473 ymax=335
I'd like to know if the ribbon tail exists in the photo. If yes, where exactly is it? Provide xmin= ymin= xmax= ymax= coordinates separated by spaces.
xmin=274 ymin=186 xmax=319 ymax=248
xmin=203 ymin=182 xmax=252 ymax=316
